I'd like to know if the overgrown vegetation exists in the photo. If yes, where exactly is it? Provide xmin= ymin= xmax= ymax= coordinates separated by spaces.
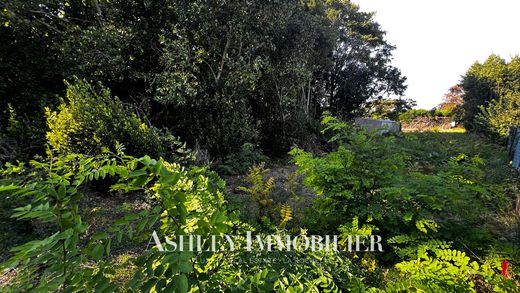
xmin=2 ymin=116 xmax=519 ymax=292
xmin=1 ymin=0 xmax=519 ymax=292
xmin=1 ymin=0 xmax=406 ymax=161
xmin=46 ymin=79 xmax=191 ymax=161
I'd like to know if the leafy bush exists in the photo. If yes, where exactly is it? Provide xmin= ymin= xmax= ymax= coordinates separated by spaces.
xmin=434 ymin=108 xmax=452 ymax=117
xmin=46 ymin=79 xmax=191 ymax=161
xmin=382 ymin=241 xmax=519 ymax=292
xmin=0 ymin=162 xmax=38 ymax=261
xmin=225 ymin=232 xmax=368 ymax=292
xmin=398 ymin=109 xmax=431 ymax=122
xmin=217 ymin=143 xmax=269 ymax=175
xmin=290 ymin=116 xmax=417 ymax=235
xmin=1 ymin=152 xmax=370 ymax=292
xmin=477 ymin=93 xmax=520 ymax=139
xmin=291 ymin=116 xmax=516 ymax=255
xmin=289 ymin=116 xmax=519 ymax=291
xmin=0 ymin=152 xmax=233 ymax=292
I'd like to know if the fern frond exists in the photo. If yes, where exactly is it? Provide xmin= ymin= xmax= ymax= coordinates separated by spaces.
xmin=280 ymin=204 xmax=293 ymax=223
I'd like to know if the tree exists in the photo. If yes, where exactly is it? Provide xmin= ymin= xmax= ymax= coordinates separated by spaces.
xmin=0 ymin=0 xmax=70 ymax=159
xmin=1 ymin=0 xmax=406 ymax=159
xmin=368 ymin=97 xmax=416 ymax=120
xmin=477 ymin=93 xmax=520 ymax=139
xmin=440 ymin=85 xmax=464 ymax=112
xmin=436 ymin=85 xmax=464 ymax=120
xmin=461 ymin=54 xmax=508 ymax=130
xmin=461 ymin=54 xmax=520 ymax=136
xmin=324 ymin=1 xmax=407 ymax=117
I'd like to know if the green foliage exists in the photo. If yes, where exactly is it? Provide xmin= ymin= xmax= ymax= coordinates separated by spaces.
xmin=1 ymin=152 xmax=372 ymax=292
xmin=1 ymin=153 xmax=129 ymax=292
xmin=368 ymin=98 xmax=416 ymax=120
xmin=291 ymin=116 xmax=413 ymax=234
xmin=217 ymin=143 xmax=269 ymax=175
xmin=288 ymin=116 xmax=519 ymax=291
xmin=279 ymin=204 xmax=293 ymax=224
xmin=385 ymin=243 xmax=519 ymax=292
xmin=239 ymin=163 xmax=276 ymax=220
xmin=0 ymin=104 xmax=47 ymax=163
xmin=218 ymin=228 xmax=367 ymax=292
xmin=0 ymin=162 xmax=38 ymax=261
xmin=2 ymin=0 xmax=405 ymax=159
xmin=399 ymin=107 xmax=456 ymax=123
xmin=323 ymin=1 xmax=407 ymax=116
xmin=462 ymin=54 xmax=520 ymax=134
xmin=0 ymin=152 xmax=232 ymax=292
xmin=2 ymin=1 xmax=519 ymax=291
xmin=46 ymin=79 xmax=191 ymax=161
xmin=0 ymin=0 xmax=64 ymax=149
xmin=398 ymin=109 xmax=432 ymax=122
xmin=291 ymin=116 xmax=516 ymax=254
xmin=2 ymin=120 xmax=518 ymax=292
xmin=477 ymin=93 xmax=520 ymax=139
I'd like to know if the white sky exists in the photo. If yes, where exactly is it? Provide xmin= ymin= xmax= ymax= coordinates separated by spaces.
xmin=354 ymin=0 xmax=520 ymax=109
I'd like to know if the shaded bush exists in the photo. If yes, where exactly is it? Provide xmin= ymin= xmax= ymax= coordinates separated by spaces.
xmin=216 ymin=143 xmax=268 ymax=175
xmin=46 ymin=79 xmax=191 ymax=161
xmin=0 ymin=104 xmax=47 ymax=163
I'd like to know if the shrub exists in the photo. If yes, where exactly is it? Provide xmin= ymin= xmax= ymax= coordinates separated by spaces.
xmin=382 ymin=241 xmax=519 ymax=292
xmin=289 ymin=116 xmax=518 ymax=291
xmin=216 ymin=143 xmax=269 ymax=175
xmin=0 ymin=153 xmax=369 ymax=292
xmin=291 ymin=116 xmax=514 ymax=253
xmin=0 ymin=104 xmax=46 ymax=163
xmin=45 ymin=79 xmax=191 ymax=161
xmin=290 ymin=116 xmax=414 ymax=234
xmin=477 ymin=93 xmax=520 ymax=140
xmin=0 ymin=153 xmax=233 ymax=292
xmin=434 ymin=108 xmax=451 ymax=117
xmin=0 ymin=161 xmax=38 ymax=261
xmin=398 ymin=109 xmax=431 ymax=122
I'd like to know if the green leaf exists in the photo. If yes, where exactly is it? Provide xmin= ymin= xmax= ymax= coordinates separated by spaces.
xmin=0 ymin=185 xmax=19 ymax=192
xmin=154 ymin=264 xmax=165 ymax=277
xmin=215 ymin=223 xmax=229 ymax=233
xmin=105 ymin=239 xmax=111 ymax=255
xmin=128 ymin=169 xmax=148 ymax=178
xmin=141 ymin=278 xmax=157 ymax=292
xmin=89 ymin=244 xmax=105 ymax=260
xmin=131 ymin=176 xmax=149 ymax=187
xmin=178 ymin=261 xmax=192 ymax=273
xmin=91 ymin=232 xmax=109 ymax=241
xmin=160 ymin=172 xmax=181 ymax=186
xmin=175 ymin=274 xmax=189 ymax=293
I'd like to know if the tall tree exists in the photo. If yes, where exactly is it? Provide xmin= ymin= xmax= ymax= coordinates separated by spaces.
xmin=1 ymin=0 xmax=406 ymax=159
xmin=475 ymin=56 xmax=520 ymax=138
xmin=461 ymin=54 xmax=508 ymax=131
xmin=323 ymin=0 xmax=407 ymax=117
